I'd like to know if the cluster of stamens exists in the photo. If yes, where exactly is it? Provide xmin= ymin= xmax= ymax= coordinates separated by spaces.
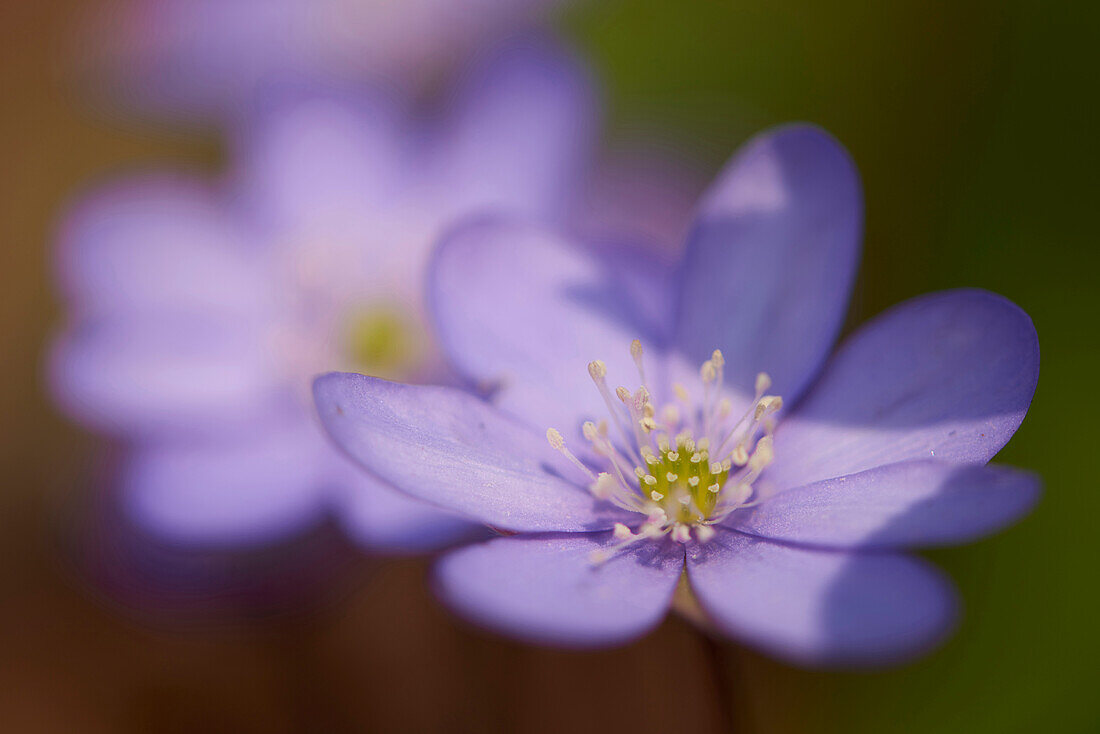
xmin=547 ymin=340 xmax=783 ymax=564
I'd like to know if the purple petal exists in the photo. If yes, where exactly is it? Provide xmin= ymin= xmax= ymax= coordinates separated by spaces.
xmin=676 ymin=124 xmax=862 ymax=405
xmin=687 ymin=531 xmax=956 ymax=666
xmin=429 ymin=218 xmax=674 ymax=442
xmin=728 ymin=460 xmax=1040 ymax=549
xmin=769 ymin=289 xmax=1040 ymax=490
xmin=431 ymin=35 xmax=598 ymax=222
xmin=49 ymin=314 xmax=286 ymax=436
xmin=56 ymin=176 xmax=271 ymax=318
xmin=123 ymin=420 xmax=329 ymax=546
xmin=434 ymin=533 xmax=683 ymax=647
xmin=330 ymin=459 xmax=489 ymax=553
xmin=231 ymin=86 xmax=407 ymax=234
xmin=314 ymin=373 xmax=626 ymax=532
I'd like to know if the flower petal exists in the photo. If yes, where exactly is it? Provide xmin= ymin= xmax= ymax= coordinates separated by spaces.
xmin=231 ymin=85 xmax=407 ymax=234
xmin=331 ymin=460 xmax=489 ymax=553
xmin=429 ymin=218 xmax=674 ymax=441
xmin=728 ymin=460 xmax=1040 ymax=549
xmin=431 ymin=35 xmax=598 ymax=222
xmin=434 ymin=532 xmax=684 ymax=647
xmin=675 ymin=124 xmax=862 ymax=405
xmin=56 ymin=176 xmax=270 ymax=318
xmin=49 ymin=314 xmax=286 ymax=436
xmin=687 ymin=531 xmax=956 ymax=666
xmin=313 ymin=373 xmax=627 ymax=532
xmin=123 ymin=420 xmax=329 ymax=546
xmin=769 ymin=289 xmax=1040 ymax=490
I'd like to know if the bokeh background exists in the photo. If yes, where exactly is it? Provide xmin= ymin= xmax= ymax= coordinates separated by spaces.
xmin=2 ymin=0 xmax=1096 ymax=732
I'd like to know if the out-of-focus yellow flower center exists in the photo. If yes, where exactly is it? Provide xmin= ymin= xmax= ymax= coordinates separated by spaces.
xmin=342 ymin=305 xmax=423 ymax=380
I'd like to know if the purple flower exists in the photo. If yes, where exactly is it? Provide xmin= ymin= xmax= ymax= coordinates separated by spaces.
xmin=78 ymin=0 xmax=567 ymax=123
xmin=50 ymin=39 xmax=598 ymax=551
xmin=314 ymin=124 xmax=1041 ymax=665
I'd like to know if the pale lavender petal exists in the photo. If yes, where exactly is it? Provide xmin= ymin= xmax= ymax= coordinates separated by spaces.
xmin=770 ymin=289 xmax=1040 ymax=490
xmin=50 ymin=314 xmax=286 ymax=436
xmin=431 ymin=35 xmax=598 ymax=222
xmin=676 ymin=124 xmax=862 ymax=405
xmin=231 ymin=86 xmax=407 ymax=235
xmin=687 ymin=531 xmax=956 ymax=666
xmin=434 ymin=533 xmax=684 ymax=647
xmin=330 ymin=458 xmax=489 ymax=553
xmin=56 ymin=176 xmax=271 ymax=318
xmin=313 ymin=373 xmax=628 ymax=532
xmin=429 ymin=218 xmax=674 ymax=441
xmin=728 ymin=460 xmax=1040 ymax=549
xmin=123 ymin=419 xmax=329 ymax=546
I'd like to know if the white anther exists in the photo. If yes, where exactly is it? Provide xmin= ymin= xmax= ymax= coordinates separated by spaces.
xmin=666 ymin=472 xmax=678 ymax=483
xmin=697 ymin=437 xmax=710 ymax=451
xmin=634 ymin=466 xmax=646 ymax=479
xmin=667 ymin=451 xmax=679 ymax=462
xmin=631 ymin=339 xmax=644 ymax=360
xmin=546 ymin=428 xmax=564 ymax=450
xmin=671 ymin=525 xmax=692 ymax=543
xmin=678 ymin=494 xmax=691 ymax=505
xmin=709 ymin=462 xmax=723 ymax=475
xmin=582 ymin=421 xmax=598 ymax=441
xmin=731 ymin=444 xmax=749 ymax=466
xmin=613 ymin=523 xmax=633 ymax=541
xmin=748 ymin=436 xmax=774 ymax=472
xmin=650 ymin=490 xmax=665 ymax=502
xmin=647 ymin=508 xmax=668 ymax=525
xmin=755 ymin=372 xmax=772 ymax=393
xmin=589 ymin=472 xmax=618 ymax=499
xmin=707 ymin=483 xmax=721 ymax=494
xmin=615 ymin=385 xmax=632 ymax=402
xmin=695 ymin=525 xmax=716 ymax=543
xmin=700 ymin=360 xmax=717 ymax=383
xmin=640 ymin=417 xmax=659 ymax=432
xmin=643 ymin=475 xmax=657 ymax=486
xmin=687 ymin=476 xmax=700 ymax=487
xmin=588 ymin=360 xmax=607 ymax=380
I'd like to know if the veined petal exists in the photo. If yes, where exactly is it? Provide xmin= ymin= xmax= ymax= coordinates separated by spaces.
xmin=687 ymin=531 xmax=956 ymax=667
xmin=434 ymin=532 xmax=684 ymax=648
xmin=676 ymin=124 xmax=862 ymax=407
xmin=431 ymin=34 xmax=598 ymax=223
xmin=331 ymin=460 xmax=490 ymax=553
xmin=429 ymin=218 xmax=673 ymax=442
xmin=56 ymin=175 xmax=271 ymax=319
xmin=770 ymin=289 xmax=1040 ymax=490
xmin=123 ymin=419 xmax=329 ymax=547
xmin=313 ymin=373 xmax=627 ymax=533
xmin=727 ymin=460 xmax=1040 ymax=549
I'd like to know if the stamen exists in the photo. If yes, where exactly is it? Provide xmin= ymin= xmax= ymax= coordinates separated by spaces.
xmin=546 ymin=428 xmax=596 ymax=481
xmin=589 ymin=360 xmax=641 ymax=464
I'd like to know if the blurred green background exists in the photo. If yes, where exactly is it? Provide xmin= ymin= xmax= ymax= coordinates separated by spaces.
xmin=564 ymin=0 xmax=1097 ymax=731
xmin=1 ymin=0 xmax=1094 ymax=732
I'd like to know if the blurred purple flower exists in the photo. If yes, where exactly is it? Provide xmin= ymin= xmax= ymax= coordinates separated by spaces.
xmin=314 ymin=124 xmax=1041 ymax=666
xmin=50 ymin=38 xmax=600 ymax=552
xmin=77 ymin=0 xmax=568 ymax=123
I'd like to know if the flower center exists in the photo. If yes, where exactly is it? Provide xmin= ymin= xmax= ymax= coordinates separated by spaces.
xmin=546 ymin=340 xmax=783 ymax=563
xmin=342 ymin=304 xmax=425 ymax=380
